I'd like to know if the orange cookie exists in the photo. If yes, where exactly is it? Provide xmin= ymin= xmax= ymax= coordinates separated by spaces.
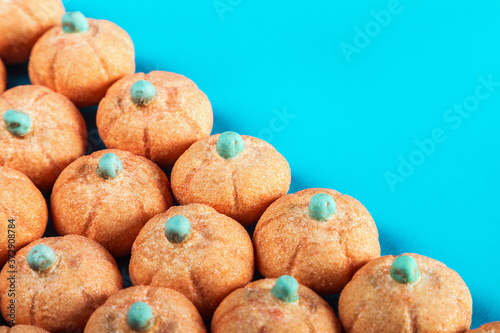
xmin=0 ymin=85 xmax=87 ymax=192
xmin=171 ymin=132 xmax=291 ymax=225
xmin=51 ymin=149 xmax=173 ymax=257
xmin=338 ymin=253 xmax=473 ymax=333
xmin=0 ymin=235 xmax=123 ymax=332
xmin=130 ymin=204 xmax=254 ymax=319
xmin=29 ymin=11 xmax=135 ymax=108
xmin=97 ymin=71 xmax=213 ymax=167
xmin=254 ymin=188 xmax=380 ymax=295
xmin=0 ymin=166 xmax=47 ymax=267
xmin=212 ymin=276 xmax=342 ymax=333
xmin=0 ymin=325 xmax=49 ymax=333
xmin=468 ymin=322 xmax=500 ymax=332
xmin=84 ymin=286 xmax=206 ymax=333
xmin=0 ymin=0 xmax=65 ymax=64
xmin=0 ymin=59 xmax=5 ymax=93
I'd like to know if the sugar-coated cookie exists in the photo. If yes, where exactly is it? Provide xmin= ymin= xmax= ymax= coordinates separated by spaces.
xmin=130 ymin=203 xmax=254 ymax=318
xmin=254 ymin=188 xmax=380 ymax=295
xmin=338 ymin=253 xmax=473 ymax=333
xmin=468 ymin=322 xmax=500 ymax=332
xmin=0 ymin=166 xmax=47 ymax=267
xmin=171 ymin=132 xmax=291 ymax=225
xmin=0 ymin=325 xmax=49 ymax=333
xmin=212 ymin=276 xmax=342 ymax=333
xmin=84 ymin=286 xmax=206 ymax=333
xmin=51 ymin=149 xmax=173 ymax=257
xmin=29 ymin=11 xmax=135 ymax=108
xmin=0 ymin=85 xmax=86 ymax=191
xmin=0 ymin=59 xmax=5 ymax=93
xmin=97 ymin=71 xmax=213 ymax=167
xmin=0 ymin=235 xmax=122 ymax=332
xmin=0 ymin=0 xmax=65 ymax=64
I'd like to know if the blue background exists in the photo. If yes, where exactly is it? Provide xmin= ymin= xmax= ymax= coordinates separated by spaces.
xmin=5 ymin=0 xmax=500 ymax=329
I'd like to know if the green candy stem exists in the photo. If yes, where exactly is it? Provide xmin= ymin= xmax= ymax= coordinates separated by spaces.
xmin=390 ymin=255 xmax=421 ymax=284
xmin=216 ymin=131 xmax=244 ymax=159
xmin=130 ymin=80 xmax=157 ymax=106
xmin=27 ymin=244 xmax=57 ymax=272
xmin=271 ymin=275 xmax=299 ymax=303
xmin=308 ymin=193 xmax=337 ymax=221
xmin=164 ymin=215 xmax=191 ymax=243
xmin=96 ymin=153 xmax=123 ymax=179
xmin=62 ymin=12 xmax=89 ymax=33
xmin=127 ymin=302 xmax=154 ymax=331
xmin=3 ymin=109 xmax=31 ymax=137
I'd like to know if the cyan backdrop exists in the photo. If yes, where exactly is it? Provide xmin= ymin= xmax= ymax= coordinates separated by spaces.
xmin=6 ymin=0 xmax=500 ymax=329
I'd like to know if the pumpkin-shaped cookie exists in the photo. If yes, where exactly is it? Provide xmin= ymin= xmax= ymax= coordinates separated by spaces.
xmin=0 ymin=166 xmax=47 ymax=267
xmin=338 ymin=254 xmax=473 ymax=333
xmin=0 ymin=235 xmax=123 ymax=332
xmin=97 ymin=71 xmax=213 ymax=167
xmin=212 ymin=276 xmax=342 ymax=333
xmin=0 ymin=325 xmax=49 ymax=333
xmin=171 ymin=132 xmax=291 ymax=225
xmin=0 ymin=0 xmax=65 ymax=64
xmin=130 ymin=204 xmax=254 ymax=319
xmin=29 ymin=11 xmax=135 ymax=108
xmin=0 ymin=59 xmax=5 ymax=93
xmin=0 ymin=85 xmax=87 ymax=191
xmin=51 ymin=149 xmax=174 ymax=257
xmin=254 ymin=188 xmax=380 ymax=295
xmin=468 ymin=322 xmax=500 ymax=332
xmin=85 ymin=286 xmax=206 ymax=333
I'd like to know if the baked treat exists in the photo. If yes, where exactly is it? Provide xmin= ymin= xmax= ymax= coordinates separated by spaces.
xmin=0 ymin=235 xmax=122 ymax=332
xmin=0 ymin=325 xmax=49 ymax=333
xmin=0 ymin=166 xmax=47 ymax=267
xmin=0 ymin=0 xmax=65 ymax=64
xmin=254 ymin=188 xmax=380 ymax=295
xmin=468 ymin=322 xmax=500 ymax=332
xmin=0 ymin=59 xmax=5 ymax=93
xmin=130 ymin=203 xmax=254 ymax=318
xmin=0 ymin=85 xmax=86 ymax=191
xmin=96 ymin=71 xmax=213 ymax=167
xmin=338 ymin=254 xmax=473 ymax=333
xmin=51 ymin=149 xmax=174 ymax=257
xmin=212 ymin=276 xmax=342 ymax=333
xmin=84 ymin=286 xmax=206 ymax=332
xmin=29 ymin=11 xmax=135 ymax=108
xmin=171 ymin=131 xmax=291 ymax=225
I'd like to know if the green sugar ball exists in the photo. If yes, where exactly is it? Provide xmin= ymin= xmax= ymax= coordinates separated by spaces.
xmin=127 ymin=302 xmax=154 ymax=331
xmin=130 ymin=80 xmax=157 ymax=106
xmin=271 ymin=275 xmax=299 ymax=303
xmin=216 ymin=131 xmax=244 ymax=159
xmin=96 ymin=153 xmax=123 ymax=179
xmin=308 ymin=193 xmax=337 ymax=221
xmin=62 ymin=12 xmax=89 ymax=33
xmin=3 ymin=109 xmax=31 ymax=137
xmin=164 ymin=215 xmax=192 ymax=243
xmin=390 ymin=255 xmax=421 ymax=284
xmin=27 ymin=244 xmax=57 ymax=272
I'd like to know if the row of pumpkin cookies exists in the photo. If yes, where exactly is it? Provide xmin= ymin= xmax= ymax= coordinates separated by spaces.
xmin=0 ymin=190 xmax=489 ymax=332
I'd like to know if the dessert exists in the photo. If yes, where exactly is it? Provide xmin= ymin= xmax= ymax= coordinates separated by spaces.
xmin=29 ymin=11 xmax=135 ymax=108
xmin=97 ymin=71 xmax=213 ymax=167
xmin=130 ymin=203 xmax=254 ymax=318
xmin=254 ymin=188 xmax=380 ymax=295
xmin=51 ymin=149 xmax=173 ymax=257
xmin=171 ymin=131 xmax=291 ymax=225
xmin=468 ymin=322 xmax=500 ymax=332
xmin=0 ymin=85 xmax=86 ymax=191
